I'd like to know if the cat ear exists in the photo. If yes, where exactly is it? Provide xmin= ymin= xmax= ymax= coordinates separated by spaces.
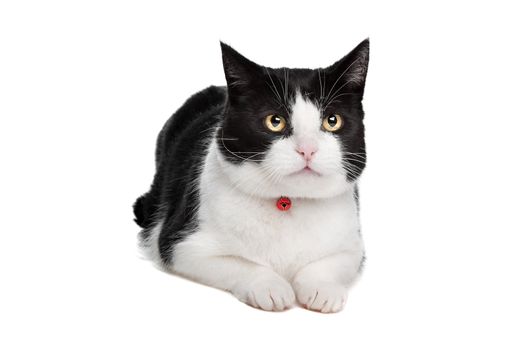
xmin=220 ymin=42 xmax=260 ymax=89
xmin=325 ymin=38 xmax=370 ymax=92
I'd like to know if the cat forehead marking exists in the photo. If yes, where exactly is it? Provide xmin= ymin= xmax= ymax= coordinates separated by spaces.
xmin=290 ymin=91 xmax=322 ymax=137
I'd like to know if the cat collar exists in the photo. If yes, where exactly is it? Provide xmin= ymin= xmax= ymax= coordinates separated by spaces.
xmin=276 ymin=196 xmax=292 ymax=211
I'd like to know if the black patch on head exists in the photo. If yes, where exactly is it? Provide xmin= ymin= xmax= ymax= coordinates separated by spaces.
xmin=218 ymin=40 xmax=369 ymax=181
xmin=218 ymin=43 xmax=294 ymax=163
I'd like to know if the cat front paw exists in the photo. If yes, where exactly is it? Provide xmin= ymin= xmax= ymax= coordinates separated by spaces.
xmin=232 ymin=273 xmax=295 ymax=311
xmin=293 ymin=281 xmax=348 ymax=313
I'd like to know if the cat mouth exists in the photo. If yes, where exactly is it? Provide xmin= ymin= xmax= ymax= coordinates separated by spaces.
xmin=290 ymin=166 xmax=321 ymax=177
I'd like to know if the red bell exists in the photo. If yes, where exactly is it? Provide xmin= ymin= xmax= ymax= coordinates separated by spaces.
xmin=276 ymin=196 xmax=292 ymax=211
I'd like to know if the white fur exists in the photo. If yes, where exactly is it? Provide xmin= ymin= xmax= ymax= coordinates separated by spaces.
xmin=152 ymin=92 xmax=364 ymax=312
xmin=140 ymin=218 xmax=164 ymax=267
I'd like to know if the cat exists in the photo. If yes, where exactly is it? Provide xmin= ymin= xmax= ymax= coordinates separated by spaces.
xmin=134 ymin=39 xmax=369 ymax=313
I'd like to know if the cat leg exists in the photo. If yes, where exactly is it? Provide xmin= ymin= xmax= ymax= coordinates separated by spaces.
xmin=292 ymin=250 xmax=364 ymax=313
xmin=171 ymin=245 xmax=295 ymax=311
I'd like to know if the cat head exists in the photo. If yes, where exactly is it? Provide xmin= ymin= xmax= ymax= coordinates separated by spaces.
xmin=216 ymin=40 xmax=369 ymax=199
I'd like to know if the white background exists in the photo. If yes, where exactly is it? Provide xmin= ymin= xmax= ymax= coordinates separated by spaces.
xmin=1 ymin=1 xmax=524 ymax=349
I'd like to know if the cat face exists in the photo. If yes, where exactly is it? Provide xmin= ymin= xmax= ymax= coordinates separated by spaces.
xmin=216 ymin=40 xmax=369 ymax=199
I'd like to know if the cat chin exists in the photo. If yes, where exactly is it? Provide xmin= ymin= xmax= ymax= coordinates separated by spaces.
xmin=242 ymin=178 xmax=353 ymax=199
xmin=218 ymin=160 xmax=353 ymax=199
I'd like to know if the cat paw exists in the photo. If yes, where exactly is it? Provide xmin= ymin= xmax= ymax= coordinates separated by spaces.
xmin=232 ymin=273 xmax=295 ymax=311
xmin=293 ymin=281 xmax=348 ymax=313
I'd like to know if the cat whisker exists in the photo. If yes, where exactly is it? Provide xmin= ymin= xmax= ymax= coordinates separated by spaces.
xmin=229 ymin=151 xmax=266 ymax=154
xmin=265 ymin=68 xmax=283 ymax=101
xmin=284 ymin=68 xmax=290 ymax=111
xmin=342 ymin=157 xmax=367 ymax=165
xmin=324 ymin=92 xmax=355 ymax=108
xmin=341 ymin=164 xmax=362 ymax=177
xmin=340 ymin=167 xmax=361 ymax=181
xmin=317 ymin=69 xmax=324 ymax=104
xmin=218 ymin=131 xmax=266 ymax=163
xmin=199 ymin=126 xmax=220 ymax=135
xmin=265 ymin=82 xmax=291 ymax=114
xmin=265 ymin=67 xmax=291 ymax=115
xmin=341 ymin=152 xmax=367 ymax=159
xmin=277 ymin=69 xmax=288 ymax=110
xmin=324 ymin=88 xmax=354 ymax=108
xmin=229 ymin=164 xmax=276 ymax=201
xmin=324 ymin=58 xmax=360 ymax=107
xmin=342 ymin=160 xmax=363 ymax=168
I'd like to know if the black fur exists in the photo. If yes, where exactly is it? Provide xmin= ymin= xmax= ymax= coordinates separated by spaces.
xmin=134 ymin=86 xmax=226 ymax=261
xmin=134 ymin=40 xmax=369 ymax=265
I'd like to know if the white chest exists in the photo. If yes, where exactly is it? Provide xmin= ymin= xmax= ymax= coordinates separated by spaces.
xmin=197 ymin=171 xmax=362 ymax=279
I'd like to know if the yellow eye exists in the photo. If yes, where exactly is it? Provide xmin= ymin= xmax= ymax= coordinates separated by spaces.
xmin=322 ymin=114 xmax=343 ymax=132
xmin=265 ymin=114 xmax=286 ymax=132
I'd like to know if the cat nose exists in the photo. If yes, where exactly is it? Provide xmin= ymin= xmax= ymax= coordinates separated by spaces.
xmin=296 ymin=144 xmax=318 ymax=161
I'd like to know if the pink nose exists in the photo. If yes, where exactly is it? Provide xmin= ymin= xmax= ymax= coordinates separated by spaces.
xmin=296 ymin=144 xmax=318 ymax=161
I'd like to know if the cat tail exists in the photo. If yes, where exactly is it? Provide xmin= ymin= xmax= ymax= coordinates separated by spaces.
xmin=133 ymin=192 xmax=157 ymax=228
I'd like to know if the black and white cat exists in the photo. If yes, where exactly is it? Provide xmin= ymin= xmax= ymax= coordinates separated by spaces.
xmin=134 ymin=39 xmax=369 ymax=313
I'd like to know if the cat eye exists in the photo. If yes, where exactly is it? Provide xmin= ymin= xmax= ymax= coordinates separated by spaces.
xmin=322 ymin=114 xmax=343 ymax=132
xmin=264 ymin=114 xmax=286 ymax=132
